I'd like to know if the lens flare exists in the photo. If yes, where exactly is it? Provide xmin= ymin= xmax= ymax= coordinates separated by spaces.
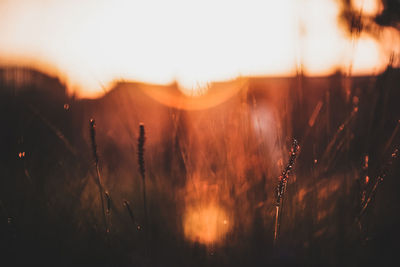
xmin=183 ymin=204 xmax=231 ymax=245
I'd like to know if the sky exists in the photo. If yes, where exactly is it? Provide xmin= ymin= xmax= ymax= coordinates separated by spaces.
xmin=0 ymin=0 xmax=392 ymax=96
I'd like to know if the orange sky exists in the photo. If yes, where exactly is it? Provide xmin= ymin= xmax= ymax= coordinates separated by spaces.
xmin=0 ymin=0 xmax=394 ymax=97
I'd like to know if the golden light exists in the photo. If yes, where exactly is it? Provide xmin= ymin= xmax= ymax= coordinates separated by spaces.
xmin=352 ymin=0 xmax=381 ymax=15
xmin=183 ymin=204 xmax=231 ymax=245
xmin=0 ymin=0 xmax=390 ymax=97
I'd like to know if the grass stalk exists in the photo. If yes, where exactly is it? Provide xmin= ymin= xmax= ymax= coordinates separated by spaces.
xmin=138 ymin=123 xmax=149 ymax=255
xmin=89 ymin=118 xmax=109 ymax=233
xmin=274 ymin=138 xmax=299 ymax=247
xmin=358 ymin=146 xmax=399 ymax=220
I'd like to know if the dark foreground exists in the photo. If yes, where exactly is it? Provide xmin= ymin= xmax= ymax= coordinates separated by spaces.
xmin=1 ymin=67 xmax=400 ymax=266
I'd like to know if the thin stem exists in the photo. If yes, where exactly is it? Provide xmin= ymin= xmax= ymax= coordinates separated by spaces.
xmin=90 ymin=118 xmax=109 ymax=233
xmin=138 ymin=123 xmax=149 ymax=258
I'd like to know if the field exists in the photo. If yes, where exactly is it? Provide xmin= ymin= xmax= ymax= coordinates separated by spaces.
xmin=0 ymin=66 xmax=400 ymax=266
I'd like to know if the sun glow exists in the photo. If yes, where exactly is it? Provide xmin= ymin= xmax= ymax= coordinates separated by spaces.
xmin=0 ymin=0 xmax=388 ymax=97
xmin=352 ymin=0 xmax=382 ymax=15
xmin=183 ymin=204 xmax=231 ymax=244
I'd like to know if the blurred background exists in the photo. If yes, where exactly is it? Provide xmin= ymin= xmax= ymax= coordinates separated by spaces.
xmin=0 ymin=0 xmax=400 ymax=266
